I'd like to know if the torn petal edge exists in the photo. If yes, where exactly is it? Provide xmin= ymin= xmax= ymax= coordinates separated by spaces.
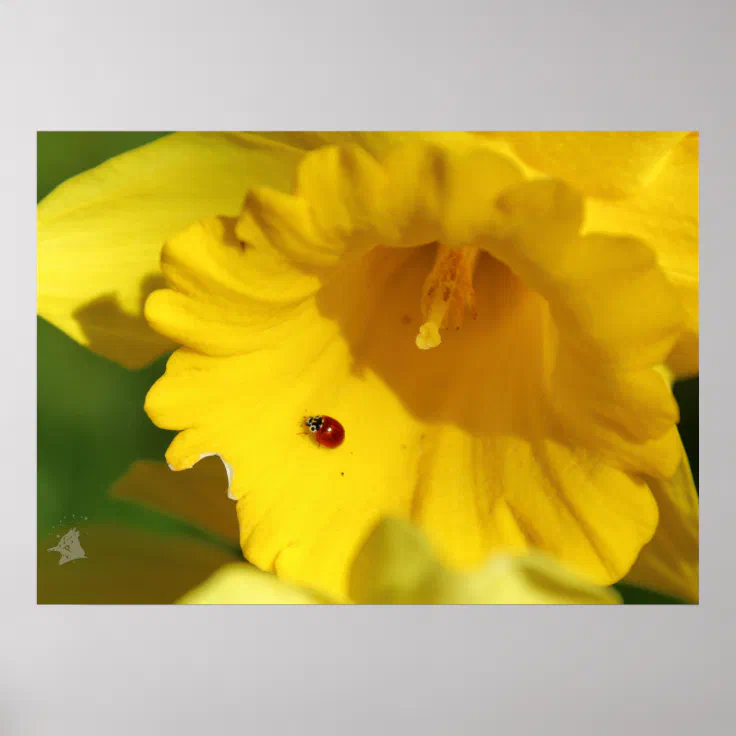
xmin=166 ymin=453 xmax=236 ymax=500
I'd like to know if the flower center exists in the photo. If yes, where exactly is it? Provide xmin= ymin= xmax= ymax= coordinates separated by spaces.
xmin=416 ymin=244 xmax=480 ymax=350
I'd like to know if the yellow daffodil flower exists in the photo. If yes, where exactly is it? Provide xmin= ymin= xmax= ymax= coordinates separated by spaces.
xmin=37 ymin=132 xmax=699 ymax=604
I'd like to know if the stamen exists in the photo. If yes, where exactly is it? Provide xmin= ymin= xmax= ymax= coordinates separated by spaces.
xmin=416 ymin=244 xmax=480 ymax=350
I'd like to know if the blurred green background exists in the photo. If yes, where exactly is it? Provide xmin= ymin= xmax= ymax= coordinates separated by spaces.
xmin=37 ymin=132 xmax=699 ymax=604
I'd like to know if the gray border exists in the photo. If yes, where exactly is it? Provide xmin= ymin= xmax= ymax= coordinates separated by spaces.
xmin=6 ymin=0 xmax=733 ymax=733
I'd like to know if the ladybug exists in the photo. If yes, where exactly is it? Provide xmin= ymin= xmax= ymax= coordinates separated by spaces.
xmin=303 ymin=415 xmax=345 ymax=449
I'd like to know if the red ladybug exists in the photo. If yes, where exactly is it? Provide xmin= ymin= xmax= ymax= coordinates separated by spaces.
xmin=303 ymin=415 xmax=345 ymax=449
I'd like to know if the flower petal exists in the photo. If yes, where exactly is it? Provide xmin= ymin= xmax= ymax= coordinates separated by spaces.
xmin=177 ymin=563 xmax=324 ymax=604
xmin=485 ymin=133 xmax=698 ymax=377
xmin=583 ymin=134 xmax=699 ymax=376
xmin=38 ymin=522 xmax=238 ymax=604
xmin=500 ymin=132 xmax=689 ymax=199
xmin=487 ymin=179 xmax=685 ymax=478
xmin=349 ymin=518 xmax=621 ymax=604
xmin=109 ymin=457 xmax=238 ymax=546
xmin=625 ymin=443 xmax=699 ymax=602
xmin=412 ymin=429 xmax=659 ymax=586
xmin=38 ymin=132 xmax=307 ymax=368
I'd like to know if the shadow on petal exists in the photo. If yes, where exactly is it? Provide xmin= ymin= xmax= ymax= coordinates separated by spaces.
xmin=72 ymin=274 xmax=175 ymax=369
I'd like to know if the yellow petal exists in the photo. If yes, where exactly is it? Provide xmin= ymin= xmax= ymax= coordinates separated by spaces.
xmin=349 ymin=518 xmax=621 ymax=604
xmin=499 ymin=132 xmax=689 ymax=199
xmin=484 ymin=133 xmax=698 ymax=377
xmin=584 ymin=134 xmax=699 ymax=376
xmin=145 ymin=138 xmax=685 ymax=599
xmin=412 ymin=428 xmax=659 ymax=586
xmin=246 ymin=131 xmax=491 ymax=162
xmin=178 ymin=563 xmax=325 ymax=604
xmin=38 ymin=521 xmax=238 ymax=604
xmin=144 ymin=215 xmax=325 ymax=359
xmin=377 ymin=140 xmax=524 ymax=248
xmin=625 ymin=442 xmax=699 ymax=602
xmin=38 ymin=132 xmax=307 ymax=369
xmin=109 ymin=457 xmax=239 ymax=546
xmin=487 ymin=180 xmax=685 ymax=478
